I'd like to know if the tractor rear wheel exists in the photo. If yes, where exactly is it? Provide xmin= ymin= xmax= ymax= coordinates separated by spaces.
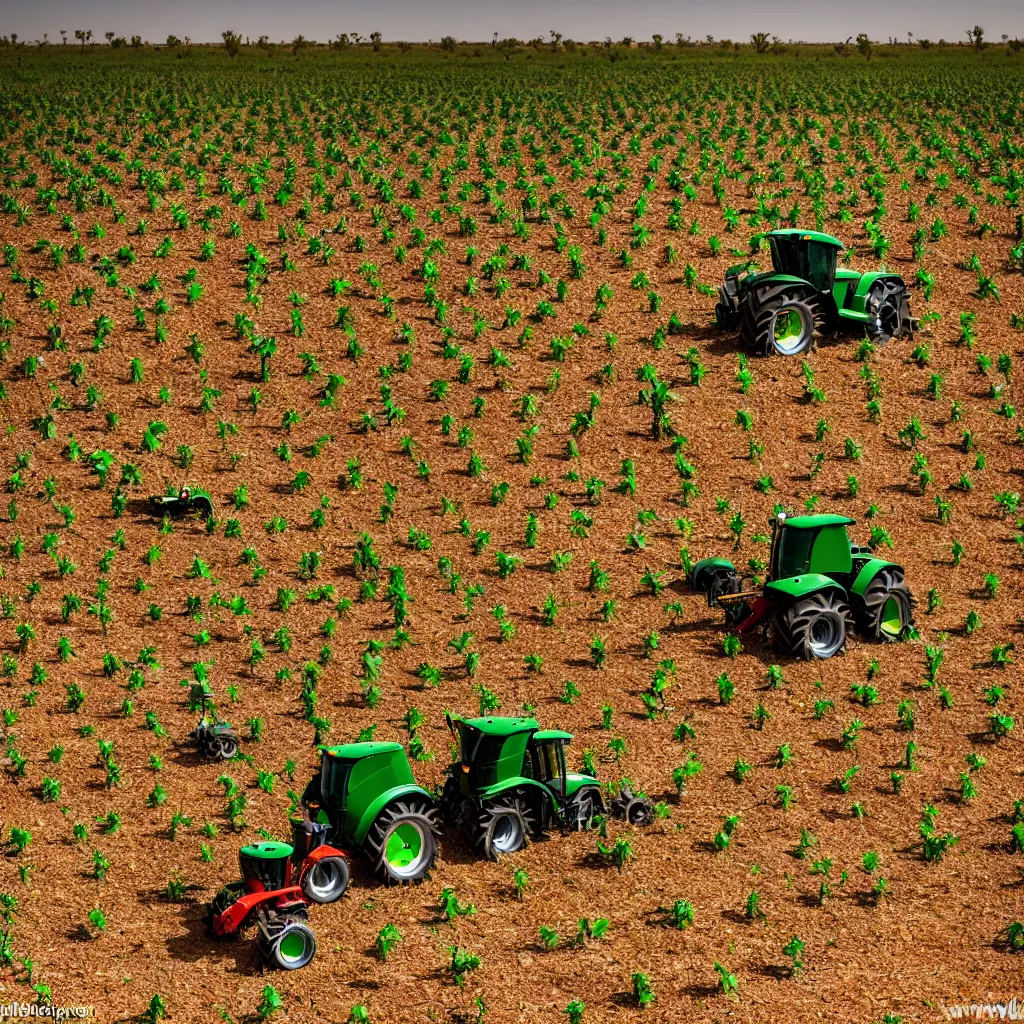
xmin=859 ymin=566 xmax=913 ymax=641
xmin=364 ymin=799 xmax=438 ymax=885
xmin=867 ymin=280 xmax=912 ymax=345
xmin=474 ymin=796 xmax=535 ymax=860
xmin=773 ymin=590 xmax=851 ymax=660
xmin=741 ymin=286 xmax=823 ymax=357
xmin=301 ymin=855 xmax=349 ymax=904
xmin=268 ymin=921 xmax=317 ymax=970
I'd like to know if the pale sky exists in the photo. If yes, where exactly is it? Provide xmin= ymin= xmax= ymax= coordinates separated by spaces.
xmin=2 ymin=0 xmax=1022 ymax=45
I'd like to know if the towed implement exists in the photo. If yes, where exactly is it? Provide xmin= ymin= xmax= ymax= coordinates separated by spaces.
xmin=690 ymin=512 xmax=914 ymax=660
xmin=149 ymin=485 xmax=214 ymax=519
xmin=715 ymin=229 xmax=914 ymax=356
xmin=440 ymin=714 xmax=652 ymax=860
xmin=185 ymin=682 xmax=239 ymax=761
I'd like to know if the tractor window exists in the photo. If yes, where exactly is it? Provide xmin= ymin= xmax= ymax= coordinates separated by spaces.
xmin=534 ymin=742 xmax=562 ymax=783
xmin=806 ymin=244 xmax=837 ymax=292
xmin=777 ymin=528 xmax=814 ymax=578
xmin=769 ymin=238 xmax=836 ymax=293
xmin=320 ymin=755 xmax=351 ymax=809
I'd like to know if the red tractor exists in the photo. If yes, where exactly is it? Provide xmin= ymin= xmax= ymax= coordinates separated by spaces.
xmin=206 ymin=819 xmax=349 ymax=969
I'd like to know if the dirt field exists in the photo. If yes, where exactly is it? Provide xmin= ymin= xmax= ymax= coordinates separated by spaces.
xmin=0 ymin=46 xmax=1023 ymax=1024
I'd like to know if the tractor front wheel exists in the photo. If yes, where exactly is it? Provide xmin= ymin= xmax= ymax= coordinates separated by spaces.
xmin=774 ymin=590 xmax=851 ymax=660
xmin=364 ymin=799 xmax=438 ymax=885
xmin=867 ymin=280 xmax=912 ymax=345
xmin=565 ymin=787 xmax=604 ymax=831
xmin=474 ymin=796 xmax=535 ymax=860
xmin=268 ymin=921 xmax=317 ymax=970
xmin=301 ymin=855 xmax=349 ymax=904
xmin=859 ymin=566 xmax=914 ymax=641
xmin=742 ymin=287 xmax=823 ymax=357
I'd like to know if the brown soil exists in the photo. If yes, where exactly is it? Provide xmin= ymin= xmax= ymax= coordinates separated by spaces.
xmin=1 ymin=59 xmax=1023 ymax=1024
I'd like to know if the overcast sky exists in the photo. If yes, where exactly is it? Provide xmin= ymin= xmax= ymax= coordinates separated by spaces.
xmin=3 ymin=0 xmax=1023 ymax=45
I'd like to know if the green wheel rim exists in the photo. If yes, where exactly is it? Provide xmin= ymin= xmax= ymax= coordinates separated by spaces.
xmin=880 ymin=596 xmax=903 ymax=637
xmin=770 ymin=306 xmax=811 ymax=355
xmin=774 ymin=310 xmax=802 ymax=342
xmin=279 ymin=930 xmax=307 ymax=963
xmin=385 ymin=822 xmax=423 ymax=869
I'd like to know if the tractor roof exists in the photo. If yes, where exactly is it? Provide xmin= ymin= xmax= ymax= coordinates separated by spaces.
xmin=240 ymin=841 xmax=293 ymax=860
xmin=784 ymin=514 xmax=855 ymax=530
xmin=460 ymin=716 xmax=539 ymax=736
xmin=768 ymin=228 xmax=844 ymax=249
xmin=322 ymin=741 xmax=404 ymax=759
xmin=534 ymin=729 xmax=573 ymax=742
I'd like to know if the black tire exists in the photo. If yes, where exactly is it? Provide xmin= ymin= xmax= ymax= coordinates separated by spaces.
xmin=473 ymin=796 xmax=535 ymax=860
xmin=301 ymin=855 xmax=349 ymax=904
xmin=715 ymin=299 xmax=740 ymax=332
xmin=741 ymin=285 xmax=824 ymax=357
xmin=858 ymin=566 xmax=914 ymax=641
xmin=268 ymin=921 xmax=317 ymax=970
xmin=439 ymin=775 xmax=462 ymax=828
xmin=215 ymin=735 xmax=238 ymax=760
xmin=773 ymin=589 xmax=851 ymax=660
xmin=192 ymin=496 xmax=214 ymax=518
xmin=363 ymin=798 xmax=438 ymax=885
xmin=565 ymin=787 xmax=604 ymax=831
xmin=866 ymin=279 xmax=912 ymax=345
xmin=609 ymin=786 xmax=654 ymax=826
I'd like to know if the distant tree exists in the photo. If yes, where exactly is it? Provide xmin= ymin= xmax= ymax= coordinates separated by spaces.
xmin=105 ymin=31 xmax=114 ymax=44
xmin=967 ymin=25 xmax=985 ymax=50
xmin=750 ymin=32 xmax=770 ymax=53
xmin=497 ymin=38 xmax=519 ymax=60
xmin=166 ymin=34 xmax=180 ymax=47
xmin=74 ymin=29 xmax=85 ymax=49
xmin=652 ymin=33 xmax=663 ymax=50
xmin=222 ymin=30 xmax=241 ymax=57
xmin=257 ymin=35 xmax=272 ymax=54
xmin=550 ymin=30 xmax=562 ymax=52
xmin=130 ymin=35 xmax=141 ymax=47
xmin=60 ymin=29 xmax=66 ymax=45
xmin=675 ymin=33 xmax=692 ymax=47
xmin=370 ymin=31 xmax=381 ymax=51
xmin=440 ymin=35 xmax=456 ymax=52
xmin=332 ymin=33 xmax=350 ymax=49
xmin=856 ymin=32 xmax=872 ymax=59
xmin=291 ymin=35 xmax=307 ymax=55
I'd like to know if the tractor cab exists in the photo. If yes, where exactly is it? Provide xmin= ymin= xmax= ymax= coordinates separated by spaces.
xmin=446 ymin=715 xmax=539 ymax=791
xmin=767 ymin=511 xmax=870 ymax=590
xmin=767 ymin=230 xmax=842 ymax=294
xmin=299 ymin=741 xmax=439 ymax=885
xmin=305 ymin=741 xmax=413 ymax=830
xmin=524 ymin=730 xmax=572 ymax=797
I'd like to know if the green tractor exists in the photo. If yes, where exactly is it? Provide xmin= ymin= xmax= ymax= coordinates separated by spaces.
xmin=689 ymin=512 xmax=914 ymax=660
xmin=715 ymin=229 xmax=914 ymax=356
xmin=301 ymin=741 xmax=439 ymax=885
xmin=440 ymin=714 xmax=652 ymax=860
